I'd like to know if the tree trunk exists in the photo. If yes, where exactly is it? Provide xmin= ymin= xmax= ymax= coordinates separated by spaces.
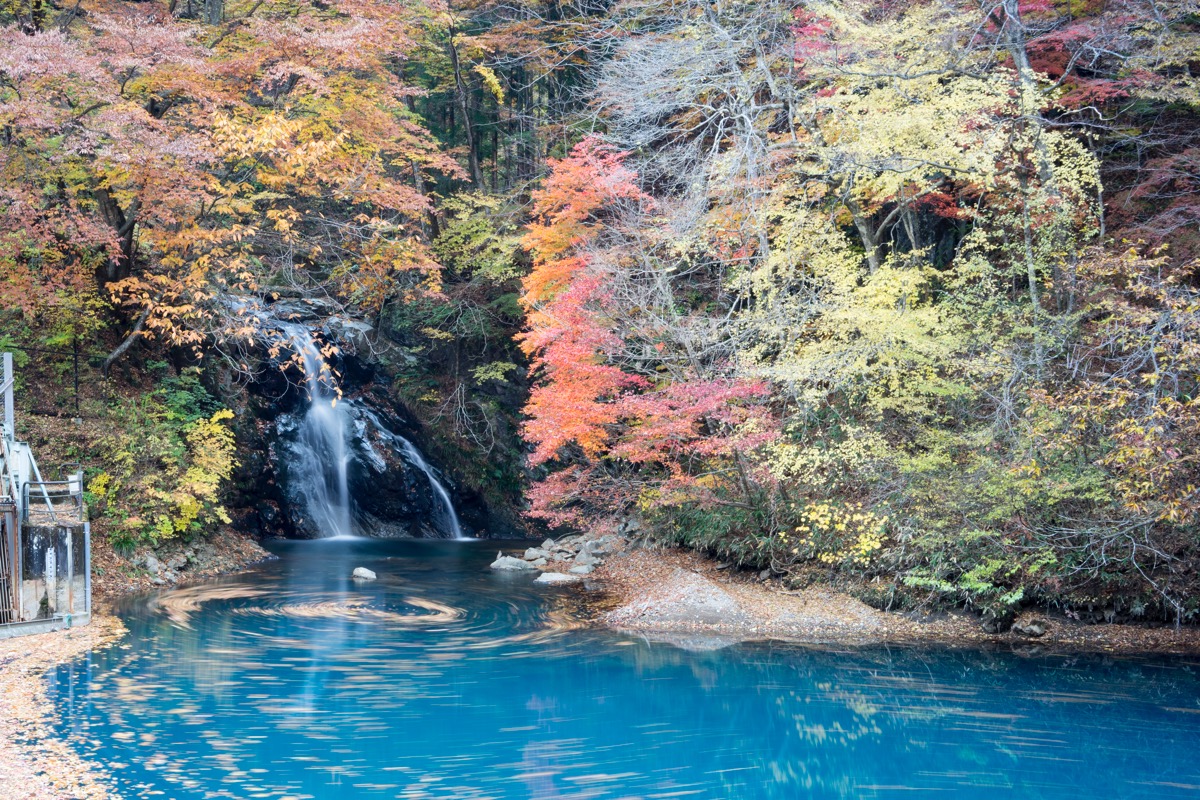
xmin=848 ymin=201 xmax=882 ymax=273
xmin=94 ymin=189 xmax=138 ymax=283
xmin=446 ymin=26 xmax=484 ymax=188
xmin=101 ymin=306 xmax=151 ymax=379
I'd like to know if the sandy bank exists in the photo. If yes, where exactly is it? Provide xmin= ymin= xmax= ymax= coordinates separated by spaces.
xmin=593 ymin=546 xmax=1200 ymax=655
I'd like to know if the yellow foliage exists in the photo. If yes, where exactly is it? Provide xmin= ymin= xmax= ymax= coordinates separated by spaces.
xmin=781 ymin=501 xmax=889 ymax=567
xmin=473 ymin=65 xmax=505 ymax=103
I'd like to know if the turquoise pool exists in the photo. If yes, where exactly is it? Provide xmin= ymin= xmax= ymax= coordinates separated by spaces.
xmin=49 ymin=539 xmax=1200 ymax=799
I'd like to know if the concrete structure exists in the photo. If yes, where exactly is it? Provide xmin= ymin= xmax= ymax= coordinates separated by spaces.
xmin=0 ymin=352 xmax=91 ymax=638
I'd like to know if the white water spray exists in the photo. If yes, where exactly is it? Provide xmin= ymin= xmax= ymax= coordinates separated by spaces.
xmin=280 ymin=323 xmax=468 ymax=539
xmin=283 ymin=324 xmax=356 ymax=539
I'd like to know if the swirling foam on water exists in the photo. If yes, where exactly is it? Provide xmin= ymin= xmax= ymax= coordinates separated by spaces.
xmin=230 ymin=596 xmax=464 ymax=625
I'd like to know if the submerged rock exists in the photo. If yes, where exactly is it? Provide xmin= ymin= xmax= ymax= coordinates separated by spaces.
xmin=491 ymin=552 xmax=536 ymax=571
xmin=352 ymin=567 xmax=377 ymax=581
xmin=534 ymin=572 xmax=582 ymax=585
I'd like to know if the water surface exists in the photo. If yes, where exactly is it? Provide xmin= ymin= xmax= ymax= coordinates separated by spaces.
xmin=51 ymin=540 xmax=1200 ymax=799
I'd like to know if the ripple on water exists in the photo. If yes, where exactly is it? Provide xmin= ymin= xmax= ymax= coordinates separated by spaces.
xmin=47 ymin=539 xmax=1200 ymax=800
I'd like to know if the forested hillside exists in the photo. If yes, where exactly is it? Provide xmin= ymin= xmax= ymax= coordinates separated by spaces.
xmin=2 ymin=0 xmax=1198 ymax=622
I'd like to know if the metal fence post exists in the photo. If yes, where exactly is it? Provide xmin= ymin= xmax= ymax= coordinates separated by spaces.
xmin=2 ymin=353 xmax=12 ymax=441
xmin=84 ymin=522 xmax=91 ymax=616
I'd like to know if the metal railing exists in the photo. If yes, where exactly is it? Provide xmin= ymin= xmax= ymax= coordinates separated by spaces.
xmin=0 ymin=352 xmax=92 ymax=633
xmin=0 ymin=500 xmax=15 ymax=625
xmin=21 ymin=473 xmax=85 ymax=525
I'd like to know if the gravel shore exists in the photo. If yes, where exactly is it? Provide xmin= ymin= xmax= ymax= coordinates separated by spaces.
xmin=0 ymin=616 xmax=125 ymax=800
xmin=595 ymin=545 xmax=1200 ymax=655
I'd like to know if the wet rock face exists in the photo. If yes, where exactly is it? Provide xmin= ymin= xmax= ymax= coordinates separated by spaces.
xmin=348 ymin=412 xmax=450 ymax=538
xmin=231 ymin=308 xmax=513 ymax=540
xmin=270 ymin=398 xmax=453 ymax=539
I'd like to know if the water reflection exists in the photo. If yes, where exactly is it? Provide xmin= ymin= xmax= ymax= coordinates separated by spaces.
xmin=51 ymin=540 xmax=1200 ymax=799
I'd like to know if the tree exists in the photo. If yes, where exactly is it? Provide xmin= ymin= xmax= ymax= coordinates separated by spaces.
xmin=0 ymin=0 xmax=459 ymax=373
xmin=519 ymin=137 xmax=776 ymax=525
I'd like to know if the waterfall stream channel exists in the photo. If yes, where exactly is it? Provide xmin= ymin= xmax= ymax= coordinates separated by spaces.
xmin=279 ymin=322 xmax=467 ymax=539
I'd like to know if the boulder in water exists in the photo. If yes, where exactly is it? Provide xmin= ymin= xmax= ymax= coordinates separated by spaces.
xmin=352 ymin=567 xmax=377 ymax=581
xmin=491 ymin=552 xmax=536 ymax=571
xmin=534 ymin=572 xmax=582 ymax=585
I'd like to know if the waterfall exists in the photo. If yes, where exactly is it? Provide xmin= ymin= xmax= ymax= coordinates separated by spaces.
xmin=282 ymin=324 xmax=356 ymax=539
xmin=396 ymin=440 xmax=466 ymax=540
xmin=357 ymin=409 xmax=467 ymax=540
xmin=279 ymin=323 xmax=468 ymax=540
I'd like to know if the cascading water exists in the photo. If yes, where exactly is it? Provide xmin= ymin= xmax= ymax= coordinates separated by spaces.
xmin=282 ymin=324 xmax=356 ymax=539
xmin=356 ymin=408 xmax=466 ymax=540
xmin=279 ymin=323 xmax=468 ymax=539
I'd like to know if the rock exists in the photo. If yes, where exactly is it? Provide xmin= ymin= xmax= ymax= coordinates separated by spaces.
xmin=1013 ymin=618 xmax=1048 ymax=638
xmin=574 ymin=551 xmax=599 ymax=567
xmin=166 ymin=556 xmax=187 ymax=571
xmin=491 ymin=552 xmax=536 ymax=571
xmin=531 ymin=558 xmax=548 ymax=567
xmin=255 ymin=500 xmax=286 ymax=536
xmin=617 ymin=517 xmax=643 ymax=536
xmin=352 ymin=567 xmax=377 ymax=581
xmin=759 ymin=568 xmax=771 ymax=580
xmin=524 ymin=547 xmax=548 ymax=561
xmin=534 ymin=572 xmax=582 ymax=585
xmin=325 ymin=315 xmax=375 ymax=351
xmin=569 ymin=564 xmax=594 ymax=575
xmin=542 ymin=538 xmax=556 ymax=550
xmin=582 ymin=539 xmax=616 ymax=556
xmin=151 ymin=576 xmax=167 ymax=586
xmin=144 ymin=555 xmax=161 ymax=574
xmin=981 ymin=608 xmax=1015 ymax=634
xmin=607 ymin=568 xmax=754 ymax=627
